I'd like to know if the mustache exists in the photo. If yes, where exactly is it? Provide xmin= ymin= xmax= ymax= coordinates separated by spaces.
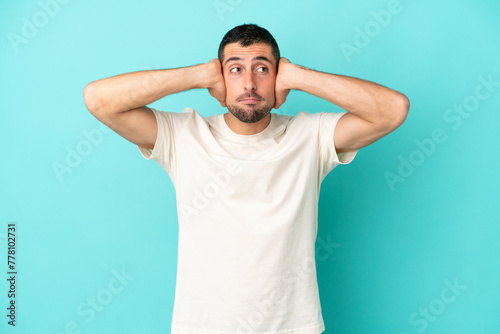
xmin=237 ymin=93 xmax=264 ymax=101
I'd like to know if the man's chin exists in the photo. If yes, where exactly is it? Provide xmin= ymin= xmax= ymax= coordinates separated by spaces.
xmin=227 ymin=103 xmax=272 ymax=124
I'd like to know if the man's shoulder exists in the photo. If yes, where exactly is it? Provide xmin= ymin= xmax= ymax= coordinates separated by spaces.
xmin=272 ymin=111 xmax=347 ymax=133
xmin=149 ymin=107 xmax=204 ymax=134
xmin=286 ymin=110 xmax=346 ymax=123
xmin=149 ymin=106 xmax=193 ymax=115
xmin=273 ymin=110 xmax=316 ymax=124
xmin=151 ymin=107 xmax=205 ymax=122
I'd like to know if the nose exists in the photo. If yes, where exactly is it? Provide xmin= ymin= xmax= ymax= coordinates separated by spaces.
xmin=244 ymin=71 xmax=256 ymax=91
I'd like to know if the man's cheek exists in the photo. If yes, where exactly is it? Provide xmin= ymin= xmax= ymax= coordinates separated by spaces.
xmin=224 ymin=83 xmax=234 ymax=102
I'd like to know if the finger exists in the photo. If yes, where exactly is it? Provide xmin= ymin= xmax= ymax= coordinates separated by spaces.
xmin=273 ymin=97 xmax=283 ymax=109
xmin=279 ymin=57 xmax=290 ymax=64
xmin=274 ymin=90 xmax=289 ymax=109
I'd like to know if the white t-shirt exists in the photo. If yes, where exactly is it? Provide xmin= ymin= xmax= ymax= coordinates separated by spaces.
xmin=138 ymin=107 xmax=357 ymax=334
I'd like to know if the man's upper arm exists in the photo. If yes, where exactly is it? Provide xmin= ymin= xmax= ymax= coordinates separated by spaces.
xmin=334 ymin=112 xmax=403 ymax=153
xmin=91 ymin=106 xmax=158 ymax=150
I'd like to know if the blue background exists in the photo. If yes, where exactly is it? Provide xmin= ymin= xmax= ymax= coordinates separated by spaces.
xmin=1 ymin=0 xmax=499 ymax=333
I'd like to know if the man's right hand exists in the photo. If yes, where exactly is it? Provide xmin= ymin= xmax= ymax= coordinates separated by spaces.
xmin=207 ymin=58 xmax=226 ymax=107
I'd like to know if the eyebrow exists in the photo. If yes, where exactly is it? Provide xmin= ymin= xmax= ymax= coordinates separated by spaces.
xmin=224 ymin=56 xmax=273 ymax=66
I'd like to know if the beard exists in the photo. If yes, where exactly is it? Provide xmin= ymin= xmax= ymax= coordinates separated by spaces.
xmin=226 ymin=93 xmax=274 ymax=124
xmin=226 ymin=103 xmax=273 ymax=123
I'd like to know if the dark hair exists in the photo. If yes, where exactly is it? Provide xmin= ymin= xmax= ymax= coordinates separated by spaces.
xmin=218 ymin=24 xmax=280 ymax=64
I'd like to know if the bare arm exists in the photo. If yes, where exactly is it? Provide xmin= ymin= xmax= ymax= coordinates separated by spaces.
xmin=83 ymin=59 xmax=226 ymax=150
xmin=274 ymin=58 xmax=409 ymax=153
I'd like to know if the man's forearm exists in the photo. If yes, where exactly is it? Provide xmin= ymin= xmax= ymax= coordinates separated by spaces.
xmin=83 ymin=63 xmax=215 ymax=115
xmin=283 ymin=63 xmax=409 ymax=125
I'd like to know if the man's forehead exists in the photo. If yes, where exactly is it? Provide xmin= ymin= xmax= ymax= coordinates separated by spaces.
xmin=223 ymin=42 xmax=275 ymax=65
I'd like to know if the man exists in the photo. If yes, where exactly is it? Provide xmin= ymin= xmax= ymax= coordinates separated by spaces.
xmin=83 ymin=24 xmax=409 ymax=334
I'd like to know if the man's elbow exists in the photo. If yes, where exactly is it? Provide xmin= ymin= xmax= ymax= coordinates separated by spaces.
xmin=83 ymin=82 xmax=115 ymax=124
xmin=387 ymin=92 xmax=410 ymax=131
xmin=83 ymin=82 xmax=101 ymax=116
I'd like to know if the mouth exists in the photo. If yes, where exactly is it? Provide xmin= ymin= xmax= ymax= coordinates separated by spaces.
xmin=239 ymin=98 xmax=261 ymax=104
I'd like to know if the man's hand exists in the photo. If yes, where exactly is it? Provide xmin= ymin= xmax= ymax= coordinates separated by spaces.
xmin=273 ymin=57 xmax=293 ymax=109
xmin=207 ymin=58 xmax=226 ymax=107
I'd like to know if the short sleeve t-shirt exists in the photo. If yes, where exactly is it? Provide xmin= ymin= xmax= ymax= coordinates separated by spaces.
xmin=138 ymin=107 xmax=357 ymax=334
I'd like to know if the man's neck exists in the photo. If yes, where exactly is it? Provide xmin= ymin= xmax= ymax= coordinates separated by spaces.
xmin=223 ymin=112 xmax=271 ymax=135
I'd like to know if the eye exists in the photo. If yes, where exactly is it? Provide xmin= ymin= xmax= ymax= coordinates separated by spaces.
xmin=256 ymin=66 xmax=268 ymax=73
xmin=230 ymin=67 xmax=240 ymax=73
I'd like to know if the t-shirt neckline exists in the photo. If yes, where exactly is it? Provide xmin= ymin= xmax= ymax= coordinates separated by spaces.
xmin=217 ymin=112 xmax=275 ymax=144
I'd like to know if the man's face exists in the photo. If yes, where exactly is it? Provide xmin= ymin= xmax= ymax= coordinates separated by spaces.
xmin=222 ymin=42 xmax=277 ymax=124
